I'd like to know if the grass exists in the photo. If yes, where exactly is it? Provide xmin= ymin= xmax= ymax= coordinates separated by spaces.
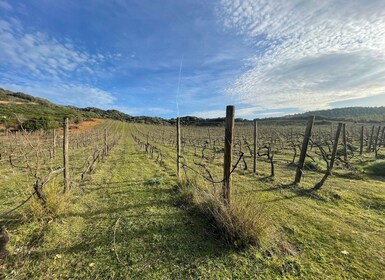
xmin=0 ymin=122 xmax=385 ymax=279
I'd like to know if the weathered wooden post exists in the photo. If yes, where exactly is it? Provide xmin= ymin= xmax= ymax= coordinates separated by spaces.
xmin=380 ymin=126 xmax=385 ymax=147
xmin=373 ymin=126 xmax=381 ymax=152
xmin=294 ymin=116 xmax=315 ymax=184
xmin=63 ymin=118 xmax=69 ymax=194
xmin=176 ymin=117 xmax=181 ymax=179
xmin=223 ymin=105 xmax=235 ymax=206
xmin=330 ymin=123 xmax=343 ymax=170
xmin=342 ymin=123 xmax=347 ymax=162
xmin=253 ymin=119 xmax=258 ymax=174
xmin=359 ymin=125 xmax=364 ymax=155
xmin=368 ymin=125 xmax=374 ymax=151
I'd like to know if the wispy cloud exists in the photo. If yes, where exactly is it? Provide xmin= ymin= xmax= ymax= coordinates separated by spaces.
xmin=1 ymin=82 xmax=116 ymax=108
xmin=191 ymin=106 xmax=288 ymax=119
xmin=218 ymin=0 xmax=385 ymax=111
xmin=0 ymin=3 xmax=120 ymax=109
xmin=0 ymin=17 xmax=113 ymax=80
xmin=0 ymin=0 xmax=11 ymax=10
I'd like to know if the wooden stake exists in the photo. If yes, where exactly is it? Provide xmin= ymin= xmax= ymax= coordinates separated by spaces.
xmin=359 ymin=126 xmax=364 ymax=155
xmin=63 ymin=118 xmax=69 ymax=193
xmin=368 ymin=125 xmax=374 ymax=151
xmin=294 ymin=116 xmax=315 ymax=184
xmin=342 ymin=123 xmax=347 ymax=162
xmin=330 ymin=123 xmax=342 ymax=170
xmin=223 ymin=105 xmax=235 ymax=206
xmin=373 ymin=126 xmax=381 ymax=152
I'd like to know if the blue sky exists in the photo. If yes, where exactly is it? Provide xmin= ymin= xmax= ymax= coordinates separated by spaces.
xmin=1 ymin=0 xmax=385 ymax=119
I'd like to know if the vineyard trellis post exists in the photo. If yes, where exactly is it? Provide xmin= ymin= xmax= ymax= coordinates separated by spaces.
xmin=294 ymin=116 xmax=315 ymax=184
xmin=368 ymin=125 xmax=374 ymax=151
xmin=330 ymin=123 xmax=343 ymax=170
xmin=380 ymin=126 xmax=385 ymax=147
xmin=253 ymin=119 xmax=258 ymax=174
xmin=176 ymin=117 xmax=181 ymax=179
xmin=359 ymin=125 xmax=364 ymax=155
xmin=342 ymin=123 xmax=347 ymax=162
xmin=223 ymin=105 xmax=234 ymax=206
xmin=373 ymin=126 xmax=381 ymax=153
xmin=63 ymin=117 xmax=69 ymax=194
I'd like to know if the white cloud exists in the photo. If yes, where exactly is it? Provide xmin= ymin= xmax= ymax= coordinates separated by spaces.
xmin=0 ymin=17 xmax=113 ymax=80
xmin=1 ymin=83 xmax=116 ymax=109
xmin=191 ymin=106 xmax=282 ymax=118
xmin=0 ymin=0 xmax=11 ymax=10
xmin=218 ymin=0 xmax=385 ymax=110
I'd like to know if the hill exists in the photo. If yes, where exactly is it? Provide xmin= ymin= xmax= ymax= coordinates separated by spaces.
xmin=0 ymin=88 xmax=169 ymax=129
xmin=1 ymin=88 xmax=384 ymax=130
xmin=287 ymin=107 xmax=385 ymax=123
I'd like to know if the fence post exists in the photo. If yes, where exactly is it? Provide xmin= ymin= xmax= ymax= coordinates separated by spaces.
xmin=373 ymin=126 xmax=381 ymax=152
xmin=330 ymin=123 xmax=343 ymax=170
xmin=359 ymin=126 xmax=364 ymax=155
xmin=342 ymin=123 xmax=347 ymax=162
xmin=223 ymin=105 xmax=235 ymax=206
xmin=368 ymin=125 xmax=374 ymax=151
xmin=176 ymin=117 xmax=181 ymax=179
xmin=294 ymin=116 xmax=315 ymax=184
xmin=253 ymin=119 xmax=258 ymax=174
xmin=63 ymin=117 xmax=69 ymax=194
xmin=380 ymin=126 xmax=385 ymax=147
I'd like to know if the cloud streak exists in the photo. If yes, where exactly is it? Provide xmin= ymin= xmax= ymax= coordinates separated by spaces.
xmin=218 ymin=0 xmax=385 ymax=111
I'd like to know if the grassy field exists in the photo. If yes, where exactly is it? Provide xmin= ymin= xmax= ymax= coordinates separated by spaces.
xmin=1 ymin=121 xmax=385 ymax=279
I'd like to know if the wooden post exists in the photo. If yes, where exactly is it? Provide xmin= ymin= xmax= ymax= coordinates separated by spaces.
xmin=104 ymin=128 xmax=108 ymax=155
xmin=342 ymin=123 xmax=347 ymax=162
xmin=253 ymin=119 xmax=258 ymax=174
xmin=373 ymin=126 xmax=381 ymax=152
xmin=380 ymin=126 xmax=385 ymax=147
xmin=359 ymin=126 xmax=364 ymax=155
xmin=368 ymin=125 xmax=374 ymax=151
xmin=176 ymin=117 xmax=181 ymax=179
xmin=294 ymin=116 xmax=315 ymax=184
xmin=330 ymin=123 xmax=343 ymax=170
xmin=63 ymin=118 xmax=69 ymax=193
xmin=223 ymin=105 xmax=235 ymax=206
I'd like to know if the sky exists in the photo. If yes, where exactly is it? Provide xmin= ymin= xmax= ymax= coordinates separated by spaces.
xmin=0 ymin=0 xmax=385 ymax=119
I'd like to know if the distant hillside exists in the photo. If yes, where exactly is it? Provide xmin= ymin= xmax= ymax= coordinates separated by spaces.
xmin=0 ymin=88 xmax=169 ymax=129
xmin=1 ymin=87 xmax=384 ymax=130
xmin=287 ymin=107 xmax=385 ymax=123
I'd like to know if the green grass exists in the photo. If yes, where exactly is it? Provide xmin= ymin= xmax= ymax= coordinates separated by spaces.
xmin=1 ymin=123 xmax=385 ymax=279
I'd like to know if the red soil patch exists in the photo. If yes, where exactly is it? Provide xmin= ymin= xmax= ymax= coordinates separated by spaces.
xmin=69 ymin=118 xmax=105 ymax=133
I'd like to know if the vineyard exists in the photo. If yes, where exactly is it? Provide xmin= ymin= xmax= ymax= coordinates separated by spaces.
xmin=0 ymin=109 xmax=385 ymax=279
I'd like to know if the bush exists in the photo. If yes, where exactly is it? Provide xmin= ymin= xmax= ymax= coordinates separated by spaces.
xmin=21 ymin=117 xmax=51 ymax=131
xmin=175 ymin=179 xmax=272 ymax=248
xmin=304 ymin=158 xmax=326 ymax=172
xmin=365 ymin=160 xmax=385 ymax=176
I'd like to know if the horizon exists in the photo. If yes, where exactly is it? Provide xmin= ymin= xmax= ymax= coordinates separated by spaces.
xmin=1 ymin=1 xmax=385 ymax=119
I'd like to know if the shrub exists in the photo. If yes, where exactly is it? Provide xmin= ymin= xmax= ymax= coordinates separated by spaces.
xmin=365 ymin=160 xmax=385 ymax=176
xmin=175 ymin=179 xmax=272 ymax=248
xmin=20 ymin=117 xmax=51 ymax=131
xmin=304 ymin=158 xmax=326 ymax=172
xmin=195 ymin=191 xmax=271 ymax=248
